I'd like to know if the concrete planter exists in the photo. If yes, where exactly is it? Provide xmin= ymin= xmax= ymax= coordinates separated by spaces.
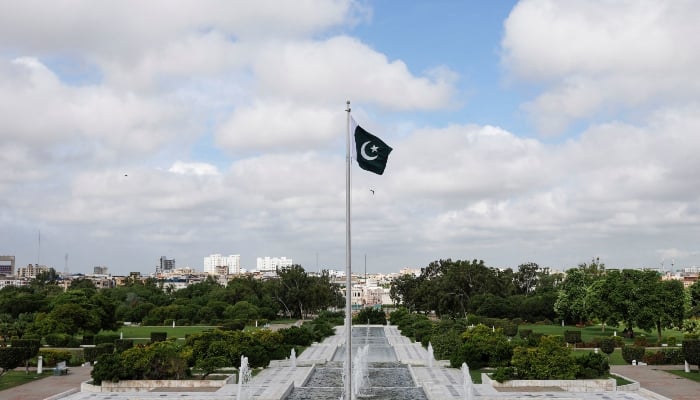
xmin=481 ymin=373 xmax=616 ymax=392
xmin=81 ymin=376 xmax=233 ymax=393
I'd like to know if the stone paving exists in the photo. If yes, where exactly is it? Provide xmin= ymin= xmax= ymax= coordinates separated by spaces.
xmin=8 ymin=325 xmax=694 ymax=400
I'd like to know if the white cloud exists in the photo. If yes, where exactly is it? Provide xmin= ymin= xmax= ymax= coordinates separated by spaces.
xmin=169 ymin=161 xmax=220 ymax=176
xmin=502 ymin=0 xmax=700 ymax=134
xmin=251 ymin=36 xmax=456 ymax=110
xmin=216 ymin=102 xmax=342 ymax=153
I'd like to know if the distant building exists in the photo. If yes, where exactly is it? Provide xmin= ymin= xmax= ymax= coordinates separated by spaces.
xmin=256 ymin=256 xmax=293 ymax=273
xmin=156 ymin=256 xmax=175 ymax=276
xmin=203 ymin=254 xmax=241 ymax=275
xmin=94 ymin=266 xmax=109 ymax=275
xmin=16 ymin=264 xmax=50 ymax=279
xmin=0 ymin=255 xmax=15 ymax=275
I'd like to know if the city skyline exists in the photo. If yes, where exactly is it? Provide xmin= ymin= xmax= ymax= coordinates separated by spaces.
xmin=3 ymin=1 xmax=700 ymax=275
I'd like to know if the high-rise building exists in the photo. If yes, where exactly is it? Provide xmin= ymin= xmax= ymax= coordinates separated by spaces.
xmin=156 ymin=256 xmax=175 ymax=275
xmin=203 ymin=254 xmax=241 ymax=275
xmin=0 ymin=255 xmax=15 ymax=275
xmin=93 ymin=266 xmax=109 ymax=275
xmin=256 ymin=256 xmax=293 ymax=273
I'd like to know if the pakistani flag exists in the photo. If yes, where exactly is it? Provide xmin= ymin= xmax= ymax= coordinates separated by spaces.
xmin=354 ymin=125 xmax=393 ymax=175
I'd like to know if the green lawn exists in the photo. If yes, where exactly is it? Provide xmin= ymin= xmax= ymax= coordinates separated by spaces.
xmin=101 ymin=325 xmax=219 ymax=339
xmin=100 ymin=319 xmax=300 ymax=342
xmin=665 ymin=369 xmax=700 ymax=383
xmin=518 ymin=323 xmax=684 ymax=345
xmin=0 ymin=370 xmax=52 ymax=391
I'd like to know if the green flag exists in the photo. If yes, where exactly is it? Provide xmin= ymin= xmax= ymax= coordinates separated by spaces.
xmin=354 ymin=125 xmax=393 ymax=175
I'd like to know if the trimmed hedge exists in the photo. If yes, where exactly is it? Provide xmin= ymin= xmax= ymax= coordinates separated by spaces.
xmin=38 ymin=349 xmax=72 ymax=366
xmin=94 ymin=333 xmax=120 ymax=345
xmin=564 ymin=330 xmax=582 ymax=345
xmin=621 ymin=345 xmax=646 ymax=364
xmin=114 ymin=339 xmax=134 ymax=353
xmin=683 ymin=338 xmax=700 ymax=368
xmin=150 ymin=332 xmax=167 ymax=342
xmin=641 ymin=349 xmax=685 ymax=366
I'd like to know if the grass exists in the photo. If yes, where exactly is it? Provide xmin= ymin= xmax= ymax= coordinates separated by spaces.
xmin=100 ymin=319 xmax=300 ymax=340
xmin=665 ymin=369 xmax=700 ymax=383
xmin=571 ymin=348 xmax=626 ymax=365
xmin=0 ymin=370 xmax=52 ymax=391
xmin=101 ymin=325 xmax=219 ymax=339
xmin=519 ymin=323 xmax=685 ymax=346
xmin=610 ymin=374 xmax=634 ymax=386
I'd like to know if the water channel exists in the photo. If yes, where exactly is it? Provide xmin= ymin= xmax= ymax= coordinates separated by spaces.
xmin=286 ymin=326 xmax=428 ymax=400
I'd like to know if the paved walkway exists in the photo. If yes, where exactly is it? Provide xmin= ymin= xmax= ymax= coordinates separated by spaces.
xmin=612 ymin=365 xmax=700 ymax=400
xmin=1 ymin=365 xmax=92 ymax=400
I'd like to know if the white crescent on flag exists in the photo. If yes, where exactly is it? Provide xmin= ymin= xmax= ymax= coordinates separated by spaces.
xmin=360 ymin=141 xmax=378 ymax=160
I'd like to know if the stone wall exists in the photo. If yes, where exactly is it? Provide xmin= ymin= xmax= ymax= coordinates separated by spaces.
xmin=481 ymin=373 xmax=616 ymax=392
xmin=81 ymin=377 xmax=229 ymax=393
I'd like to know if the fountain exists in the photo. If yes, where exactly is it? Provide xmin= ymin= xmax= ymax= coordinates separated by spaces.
xmin=352 ymin=345 xmax=369 ymax=397
xmin=237 ymin=355 xmax=252 ymax=400
xmin=427 ymin=342 xmax=434 ymax=368
xmin=461 ymin=362 xmax=474 ymax=400
xmin=286 ymin=326 xmax=427 ymax=400
xmin=290 ymin=348 xmax=297 ymax=368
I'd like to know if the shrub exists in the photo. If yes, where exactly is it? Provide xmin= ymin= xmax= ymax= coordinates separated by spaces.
xmin=221 ymin=320 xmax=246 ymax=331
xmin=94 ymin=333 xmax=120 ymax=345
xmin=491 ymin=366 xmax=516 ymax=383
xmin=150 ymin=332 xmax=167 ymax=342
xmin=519 ymin=329 xmax=532 ymax=339
xmin=429 ymin=329 xmax=462 ymax=361
xmin=10 ymin=339 xmax=40 ymax=364
xmin=575 ymin=352 xmax=609 ymax=378
xmin=511 ymin=336 xmax=578 ymax=379
xmin=663 ymin=348 xmax=685 ymax=364
xmin=682 ymin=338 xmax=700 ymax=369
xmin=633 ymin=335 xmax=651 ymax=347
xmin=309 ymin=320 xmax=335 ymax=342
xmin=91 ymin=353 xmax=123 ymax=384
xmin=279 ymin=326 xmax=315 ymax=347
xmin=38 ymin=349 xmax=72 ymax=366
xmin=82 ymin=334 xmax=94 ymax=346
xmin=642 ymin=351 xmax=666 ymax=365
xmin=501 ymin=322 xmax=518 ymax=338
xmin=450 ymin=324 xmax=512 ymax=369
xmin=115 ymin=339 xmax=134 ymax=353
xmin=621 ymin=345 xmax=646 ymax=364
xmin=600 ymin=338 xmax=616 ymax=355
xmin=564 ymin=330 xmax=582 ymax=346
xmin=83 ymin=344 xmax=114 ymax=363
xmin=0 ymin=347 xmax=26 ymax=375
xmin=353 ymin=307 xmax=386 ymax=325
xmin=45 ymin=333 xmax=80 ymax=348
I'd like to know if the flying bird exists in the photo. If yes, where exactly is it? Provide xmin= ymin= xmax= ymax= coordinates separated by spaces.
xmin=370 ymin=189 xmax=375 ymax=195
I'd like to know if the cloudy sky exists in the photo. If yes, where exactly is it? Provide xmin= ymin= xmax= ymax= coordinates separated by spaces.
xmin=2 ymin=0 xmax=700 ymax=276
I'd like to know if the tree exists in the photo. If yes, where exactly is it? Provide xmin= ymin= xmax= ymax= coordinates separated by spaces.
xmin=554 ymin=261 xmax=606 ymax=325
xmin=514 ymin=262 xmax=540 ymax=296
xmin=224 ymin=301 xmax=260 ymax=323
xmin=689 ymin=281 xmax=700 ymax=317
xmin=652 ymin=279 xmax=686 ymax=342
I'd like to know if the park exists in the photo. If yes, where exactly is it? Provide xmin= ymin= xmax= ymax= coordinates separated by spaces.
xmin=1 ymin=260 xmax=700 ymax=399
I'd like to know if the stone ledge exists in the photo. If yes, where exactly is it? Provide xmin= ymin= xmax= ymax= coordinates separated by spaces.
xmin=482 ymin=373 xmax=616 ymax=392
xmin=81 ymin=377 xmax=229 ymax=393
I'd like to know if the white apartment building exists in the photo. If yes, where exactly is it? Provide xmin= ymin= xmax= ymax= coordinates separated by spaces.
xmin=256 ymin=256 xmax=293 ymax=273
xmin=203 ymin=254 xmax=241 ymax=275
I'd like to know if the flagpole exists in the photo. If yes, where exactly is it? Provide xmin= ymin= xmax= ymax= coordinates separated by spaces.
xmin=344 ymin=100 xmax=353 ymax=400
